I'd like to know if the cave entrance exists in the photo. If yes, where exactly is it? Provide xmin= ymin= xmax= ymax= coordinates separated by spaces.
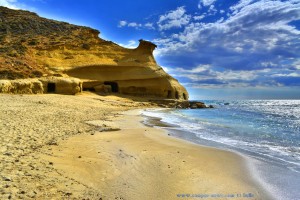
xmin=47 ymin=83 xmax=56 ymax=93
xmin=83 ymin=87 xmax=95 ymax=92
xmin=183 ymin=93 xmax=187 ymax=100
xmin=104 ymin=81 xmax=119 ymax=93
xmin=167 ymin=90 xmax=172 ymax=98
xmin=175 ymin=91 xmax=179 ymax=99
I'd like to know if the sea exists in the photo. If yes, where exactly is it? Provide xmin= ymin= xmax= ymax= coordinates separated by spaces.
xmin=142 ymin=100 xmax=300 ymax=200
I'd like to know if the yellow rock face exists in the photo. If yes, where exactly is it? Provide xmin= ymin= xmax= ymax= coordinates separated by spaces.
xmin=0 ymin=6 xmax=188 ymax=100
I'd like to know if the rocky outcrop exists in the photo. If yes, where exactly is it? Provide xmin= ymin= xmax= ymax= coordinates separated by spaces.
xmin=0 ymin=77 xmax=82 ymax=95
xmin=0 ymin=79 xmax=43 ymax=94
xmin=189 ymin=101 xmax=214 ymax=109
xmin=0 ymin=6 xmax=188 ymax=100
xmin=39 ymin=77 xmax=82 ymax=95
xmin=149 ymin=100 xmax=214 ymax=109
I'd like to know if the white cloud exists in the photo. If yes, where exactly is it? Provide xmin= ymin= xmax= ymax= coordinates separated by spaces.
xmin=169 ymin=65 xmax=279 ymax=88
xmin=174 ymin=65 xmax=211 ymax=74
xmin=155 ymin=0 xmax=300 ymax=64
xmin=230 ymin=0 xmax=255 ymax=14
xmin=157 ymin=6 xmax=191 ymax=31
xmin=293 ymin=59 xmax=300 ymax=70
xmin=158 ymin=6 xmax=185 ymax=22
xmin=0 ymin=0 xmax=35 ymax=11
xmin=154 ymin=0 xmax=300 ymax=87
xmin=119 ymin=40 xmax=138 ymax=49
xmin=271 ymin=73 xmax=300 ymax=78
xmin=118 ymin=21 xmax=155 ymax=30
xmin=0 ymin=0 xmax=19 ymax=9
xmin=173 ymin=65 xmax=257 ymax=82
xmin=261 ymin=62 xmax=277 ymax=67
xmin=160 ymin=65 xmax=169 ymax=72
xmin=128 ymin=22 xmax=142 ymax=28
xmin=199 ymin=0 xmax=217 ymax=7
xmin=217 ymin=70 xmax=257 ymax=81
xmin=145 ymin=22 xmax=155 ymax=30
xmin=198 ymin=3 xmax=202 ymax=10
xmin=128 ymin=0 xmax=300 ymax=88
xmin=208 ymin=5 xmax=217 ymax=14
xmin=193 ymin=15 xmax=205 ymax=21
xmin=118 ymin=20 xmax=127 ymax=27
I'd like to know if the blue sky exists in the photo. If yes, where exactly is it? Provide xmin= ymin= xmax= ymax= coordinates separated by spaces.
xmin=1 ymin=0 xmax=300 ymax=99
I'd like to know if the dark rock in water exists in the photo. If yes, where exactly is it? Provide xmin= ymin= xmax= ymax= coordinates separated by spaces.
xmin=195 ymin=102 xmax=207 ymax=108
xmin=189 ymin=101 xmax=210 ymax=109
xmin=150 ymin=99 xmax=189 ymax=108
xmin=190 ymin=104 xmax=198 ymax=109
xmin=224 ymin=103 xmax=230 ymax=105
xmin=149 ymin=99 xmax=213 ymax=109
xmin=176 ymin=101 xmax=190 ymax=109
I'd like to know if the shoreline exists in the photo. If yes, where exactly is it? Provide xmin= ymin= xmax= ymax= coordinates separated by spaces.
xmin=42 ymin=109 xmax=269 ymax=200
xmin=0 ymin=94 xmax=270 ymax=199
xmin=142 ymin=108 xmax=300 ymax=200
xmin=141 ymin=109 xmax=274 ymax=200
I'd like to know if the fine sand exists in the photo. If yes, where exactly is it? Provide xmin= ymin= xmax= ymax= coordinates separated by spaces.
xmin=0 ymin=93 xmax=267 ymax=200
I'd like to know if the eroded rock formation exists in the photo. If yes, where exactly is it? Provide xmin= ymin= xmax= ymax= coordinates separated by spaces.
xmin=0 ymin=6 xmax=188 ymax=100
xmin=0 ymin=77 xmax=82 ymax=95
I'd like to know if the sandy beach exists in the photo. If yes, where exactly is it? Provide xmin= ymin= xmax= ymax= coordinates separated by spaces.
xmin=0 ymin=93 xmax=268 ymax=200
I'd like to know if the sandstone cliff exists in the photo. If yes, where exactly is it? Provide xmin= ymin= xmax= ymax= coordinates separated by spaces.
xmin=0 ymin=6 xmax=188 ymax=100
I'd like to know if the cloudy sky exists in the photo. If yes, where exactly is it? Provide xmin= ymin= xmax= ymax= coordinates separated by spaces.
xmin=1 ymin=0 xmax=300 ymax=99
